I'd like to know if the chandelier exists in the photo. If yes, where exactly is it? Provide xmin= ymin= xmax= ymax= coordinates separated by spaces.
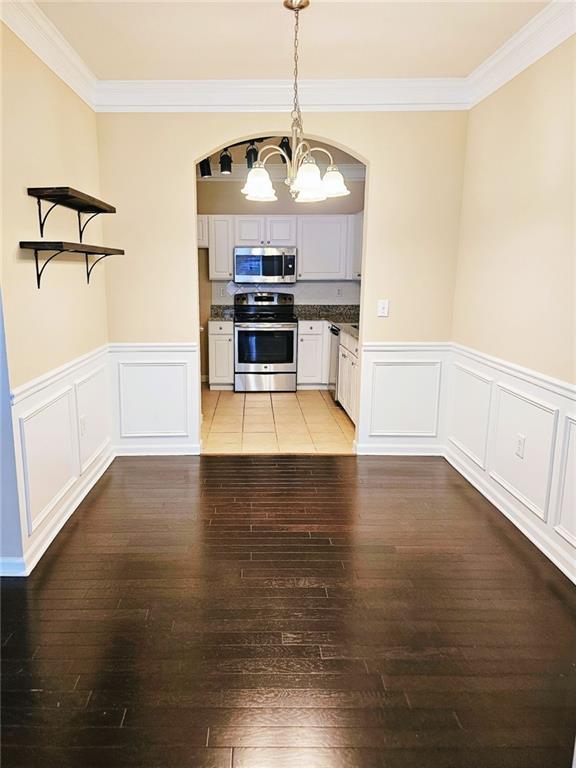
xmin=241 ymin=0 xmax=350 ymax=203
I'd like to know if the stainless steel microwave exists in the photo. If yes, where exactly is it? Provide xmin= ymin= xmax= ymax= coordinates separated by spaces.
xmin=233 ymin=247 xmax=297 ymax=284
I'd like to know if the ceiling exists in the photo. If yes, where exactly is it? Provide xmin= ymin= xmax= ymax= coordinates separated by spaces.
xmin=36 ymin=1 xmax=548 ymax=81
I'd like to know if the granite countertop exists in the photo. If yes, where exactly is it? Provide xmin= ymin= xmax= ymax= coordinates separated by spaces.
xmin=210 ymin=304 xmax=360 ymax=324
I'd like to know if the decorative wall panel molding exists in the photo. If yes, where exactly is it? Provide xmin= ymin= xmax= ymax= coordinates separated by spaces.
xmin=2 ymin=0 xmax=574 ymax=113
xmin=119 ymin=362 xmax=189 ymax=437
xmin=18 ymin=386 xmax=78 ymax=534
xmin=444 ymin=346 xmax=575 ymax=585
xmin=9 ymin=347 xmax=112 ymax=577
xmin=448 ymin=364 xmax=493 ymax=469
xmin=109 ymin=343 xmax=201 ymax=455
xmin=369 ymin=360 xmax=441 ymax=437
xmin=74 ymin=364 xmax=111 ymax=473
xmin=489 ymin=384 xmax=558 ymax=522
xmin=554 ymin=415 xmax=576 ymax=548
xmin=5 ymin=338 xmax=575 ymax=586
xmin=356 ymin=343 xmax=449 ymax=455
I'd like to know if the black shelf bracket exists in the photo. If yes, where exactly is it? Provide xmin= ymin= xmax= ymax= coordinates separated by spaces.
xmin=84 ymin=253 xmax=110 ymax=284
xmin=34 ymin=249 xmax=64 ymax=289
xmin=36 ymin=199 xmax=59 ymax=238
xmin=77 ymin=211 xmax=102 ymax=243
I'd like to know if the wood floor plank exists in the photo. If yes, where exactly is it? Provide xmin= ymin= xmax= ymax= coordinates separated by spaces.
xmin=2 ymin=455 xmax=575 ymax=768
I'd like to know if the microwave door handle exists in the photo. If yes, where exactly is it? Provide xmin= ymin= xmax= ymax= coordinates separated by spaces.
xmin=281 ymin=255 xmax=285 ymax=280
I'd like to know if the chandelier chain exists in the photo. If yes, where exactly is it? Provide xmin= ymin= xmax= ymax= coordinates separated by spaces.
xmin=292 ymin=9 xmax=302 ymax=132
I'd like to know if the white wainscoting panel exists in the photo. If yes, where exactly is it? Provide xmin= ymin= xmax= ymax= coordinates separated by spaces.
xmin=370 ymin=361 xmax=441 ymax=436
xmin=448 ymin=364 xmax=493 ymax=469
xmin=5 ymin=338 xmax=575 ymax=587
xmin=75 ymin=365 xmax=111 ymax=473
xmin=119 ymin=362 xmax=188 ymax=437
xmin=356 ymin=344 xmax=449 ymax=455
xmin=555 ymin=415 xmax=576 ymax=549
xmin=489 ymin=385 xmax=558 ymax=522
xmin=8 ymin=346 xmax=113 ymax=576
xmin=109 ymin=343 xmax=200 ymax=455
xmin=18 ymin=387 xmax=78 ymax=534
xmin=446 ymin=345 xmax=575 ymax=584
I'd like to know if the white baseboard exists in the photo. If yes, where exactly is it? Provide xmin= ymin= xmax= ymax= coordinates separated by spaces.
xmin=355 ymin=444 xmax=445 ymax=456
xmin=22 ymin=448 xmax=114 ymax=576
xmin=445 ymin=448 xmax=576 ymax=584
xmin=115 ymin=444 xmax=201 ymax=456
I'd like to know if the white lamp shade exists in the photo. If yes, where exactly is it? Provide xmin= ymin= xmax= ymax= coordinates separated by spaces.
xmin=322 ymin=165 xmax=350 ymax=198
xmin=245 ymin=190 xmax=278 ymax=202
xmin=241 ymin=163 xmax=275 ymax=197
xmin=292 ymin=158 xmax=322 ymax=192
xmin=295 ymin=187 xmax=327 ymax=203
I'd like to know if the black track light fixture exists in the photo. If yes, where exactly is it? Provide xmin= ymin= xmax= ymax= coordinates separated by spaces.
xmin=246 ymin=142 xmax=258 ymax=170
xmin=219 ymin=148 xmax=233 ymax=175
xmin=279 ymin=137 xmax=292 ymax=163
xmin=199 ymin=158 xmax=212 ymax=178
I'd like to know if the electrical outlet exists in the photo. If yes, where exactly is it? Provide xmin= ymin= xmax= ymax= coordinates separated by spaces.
xmin=515 ymin=433 xmax=526 ymax=459
xmin=336 ymin=287 xmax=342 ymax=297
xmin=377 ymin=299 xmax=390 ymax=317
xmin=219 ymin=287 xmax=226 ymax=298
xmin=79 ymin=415 xmax=86 ymax=437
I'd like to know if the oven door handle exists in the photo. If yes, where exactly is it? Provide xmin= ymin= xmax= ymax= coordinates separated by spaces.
xmin=234 ymin=323 xmax=298 ymax=331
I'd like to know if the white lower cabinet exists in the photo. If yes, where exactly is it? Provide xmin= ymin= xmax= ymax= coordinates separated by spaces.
xmin=208 ymin=321 xmax=234 ymax=385
xmin=297 ymin=322 xmax=331 ymax=386
xmin=337 ymin=346 xmax=359 ymax=424
xmin=297 ymin=334 xmax=324 ymax=385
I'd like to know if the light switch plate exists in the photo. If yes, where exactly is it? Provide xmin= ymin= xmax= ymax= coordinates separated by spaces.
xmin=377 ymin=299 xmax=390 ymax=317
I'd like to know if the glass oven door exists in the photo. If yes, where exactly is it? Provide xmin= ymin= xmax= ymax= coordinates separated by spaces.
xmin=235 ymin=323 xmax=297 ymax=373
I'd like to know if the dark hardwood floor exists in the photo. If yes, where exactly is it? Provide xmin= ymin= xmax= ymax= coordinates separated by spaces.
xmin=2 ymin=455 xmax=576 ymax=768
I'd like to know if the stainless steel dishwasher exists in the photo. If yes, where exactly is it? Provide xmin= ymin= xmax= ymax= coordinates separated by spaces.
xmin=328 ymin=324 xmax=341 ymax=402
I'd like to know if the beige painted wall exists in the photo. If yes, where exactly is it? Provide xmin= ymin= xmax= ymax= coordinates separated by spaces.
xmin=98 ymin=111 xmax=467 ymax=346
xmin=197 ymin=180 xmax=365 ymax=215
xmin=1 ymin=26 xmax=108 ymax=387
xmin=453 ymin=38 xmax=575 ymax=382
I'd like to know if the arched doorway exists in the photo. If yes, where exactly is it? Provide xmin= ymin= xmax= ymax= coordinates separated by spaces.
xmin=193 ymin=133 xmax=367 ymax=456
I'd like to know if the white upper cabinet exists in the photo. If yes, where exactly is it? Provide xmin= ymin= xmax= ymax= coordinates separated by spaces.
xmin=206 ymin=214 xmax=361 ymax=281
xmin=197 ymin=215 xmax=209 ymax=248
xmin=266 ymin=216 xmax=297 ymax=246
xmin=208 ymin=216 xmax=234 ymax=280
xmin=234 ymin=215 xmax=297 ymax=246
xmin=346 ymin=211 xmax=363 ymax=280
xmin=297 ymin=215 xmax=348 ymax=281
xmin=234 ymin=216 xmax=266 ymax=246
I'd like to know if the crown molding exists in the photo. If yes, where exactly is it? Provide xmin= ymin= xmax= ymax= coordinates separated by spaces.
xmin=467 ymin=0 xmax=576 ymax=106
xmin=2 ymin=0 xmax=574 ymax=113
xmin=197 ymin=162 xmax=366 ymax=182
xmin=93 ymin=77 xmax=470 ymax=112
xmin=0 ymin=0 xmax=96 ymax=106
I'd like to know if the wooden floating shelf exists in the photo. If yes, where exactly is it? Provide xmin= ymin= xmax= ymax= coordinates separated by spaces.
xmin=20 ymin=241 xmax=125 ymax=288
xmin=27 ymin=187 xmax=116 ymax=214
xmin=20 ymin=241 xmax=124 ymax=255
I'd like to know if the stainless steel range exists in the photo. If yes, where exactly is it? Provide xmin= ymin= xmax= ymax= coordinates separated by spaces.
xmin=234 ymin=292 xmax=297 ymax=392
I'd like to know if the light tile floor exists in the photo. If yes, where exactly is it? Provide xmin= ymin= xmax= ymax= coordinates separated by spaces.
xmin=201 ymin=388 xmax=355 ymax=454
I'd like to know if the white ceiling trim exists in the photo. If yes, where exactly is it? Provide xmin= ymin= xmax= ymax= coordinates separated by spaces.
xmin=197 ymin=162 xmax=366 ymax=182
xmin=0 ymin=0 xmax=96 ymax=106
xmin=1 ymin=0 xmax=574 ymax=113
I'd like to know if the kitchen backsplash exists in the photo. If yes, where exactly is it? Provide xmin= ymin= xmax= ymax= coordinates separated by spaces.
xmin=210 ymin=304 xmax=360 ymax=323
xmin=211 ymin=280 xmax=361 ymax=306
